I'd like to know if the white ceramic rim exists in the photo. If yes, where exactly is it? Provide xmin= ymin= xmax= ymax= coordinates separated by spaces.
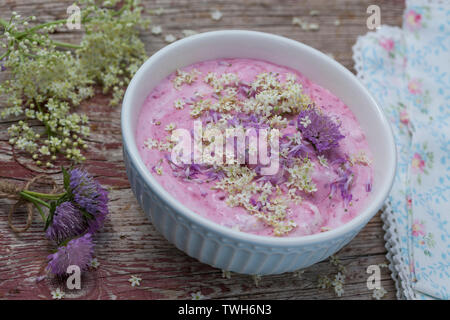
xmin=121 ymin=30 xmax=396 ymax=247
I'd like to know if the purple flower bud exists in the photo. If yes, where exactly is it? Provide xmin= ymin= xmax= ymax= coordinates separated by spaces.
xmin=47 ymin=233 xmax=94 ymax=275
xmin=46 ymin=202 xmax=87 ymax=243
xmin=69 ymin=168 xmax=109 ymax=233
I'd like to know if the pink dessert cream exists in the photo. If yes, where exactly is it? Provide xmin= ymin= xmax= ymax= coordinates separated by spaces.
xmin=136 ymin=58 xmax=373 ymax=237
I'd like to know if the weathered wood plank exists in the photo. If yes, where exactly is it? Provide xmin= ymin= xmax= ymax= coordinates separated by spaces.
xmin=0 ymin=0 xmax=405 ymax=300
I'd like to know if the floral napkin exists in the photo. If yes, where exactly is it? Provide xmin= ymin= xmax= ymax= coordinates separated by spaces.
xmin=353 ymin=0 xmax=449 ymax=299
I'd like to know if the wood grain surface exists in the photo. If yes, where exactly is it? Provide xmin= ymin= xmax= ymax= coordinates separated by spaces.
xmin=0 ymin=0 xmax=405 ymax=300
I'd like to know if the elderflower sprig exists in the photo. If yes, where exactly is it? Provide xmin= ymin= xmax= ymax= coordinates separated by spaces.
xmin=77 ymin=0 xmax=149 ymax=106
xmin=0 ymin=1 xmax=149 ymax=166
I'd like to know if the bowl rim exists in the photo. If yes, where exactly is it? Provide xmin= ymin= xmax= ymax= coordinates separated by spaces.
xmin=121 ymin=30 xmax=396 ymax=246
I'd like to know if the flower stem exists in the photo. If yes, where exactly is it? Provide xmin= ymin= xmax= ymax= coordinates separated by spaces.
xmin=0 ymin=50 xmax=10 ymax=61
xmin=0 ymin=18 xmax=8 ymax=29
xmin=51 ymin=40 xmax=82 ymax=50
xmin=22 ymin=190 xmax=66 ymax=200
xmin=16 ymin=8 xmax=94 ymax=39
xmin=19 ymin=191 xmax=51 ymax=208
xmin=33 ymin=202 xmax=47 ymax=221
xmin=35 ymin=101 xmax=53 ymax=137
xmin=15 ymin=19 xmax=67 ymax=39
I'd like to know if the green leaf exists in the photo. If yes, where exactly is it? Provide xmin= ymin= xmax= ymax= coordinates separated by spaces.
xmin=44 ymin=201 xmax=57 ymax=231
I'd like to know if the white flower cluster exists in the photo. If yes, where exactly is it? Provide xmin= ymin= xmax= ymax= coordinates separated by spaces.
xmin=213 ymin=166 xmax=297 ymax=236
xmin=0 ymin=1 xmax=149 ymax=165
xmin=204 ymin=72 xmax=240 ymax=94
xmin=317 ymin=255 xmax=348 ymax=297
xmin=222 ymin=270 xmax=232 ymax=279
xmin=350 ymin=150 xmax=372 ymax=166
xmin=144 ymin=137 xmax=173 ymax=152
xmin=77 ymin=0 xmax=149 ymax=107
xmin=372 ymin=287 xmax=387 ymax=300
xmin=190 ymin=99 xmax=213 ymax=118
xmin=174 ymin=99 xmax=185 ymax=110
xmin=128 ymin=275 xmax=142 ymax=287
xmin=172 ymin=68 xmax=200 ymax=90
xmin=286 ymin=157 xmax=318 ymax=193
xmin=299 ymin=115 xmax=311 ymax=128
xmin=317 ymin=155 xmax=329 ymax=168
xmin=244 ymin=72 xmax=311 ymax=118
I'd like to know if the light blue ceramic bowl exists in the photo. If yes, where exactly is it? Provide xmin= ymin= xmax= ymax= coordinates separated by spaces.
xmin=121 ymin=30 xmax=396 ymax=275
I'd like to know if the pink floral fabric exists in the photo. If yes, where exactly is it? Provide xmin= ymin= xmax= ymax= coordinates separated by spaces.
xmin=354 ymin=0 xmax=449 ymax=300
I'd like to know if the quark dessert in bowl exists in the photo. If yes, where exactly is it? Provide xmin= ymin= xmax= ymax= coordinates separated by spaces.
xmin=136 ymin=59 xmax=373 ymax=237
xmin=122 ymin=30 xmax=396 ymax=275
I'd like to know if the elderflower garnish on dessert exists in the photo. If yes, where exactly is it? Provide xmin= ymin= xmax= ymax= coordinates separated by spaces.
xmin=137 ymin=58 xmax=373 ymax=237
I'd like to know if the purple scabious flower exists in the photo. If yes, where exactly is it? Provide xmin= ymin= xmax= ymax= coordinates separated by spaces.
xmin=69 ymin=168 xmax=109 ymax=233
xmin=297 ymin=107 xmax=344 ymax=152
xmin=46 ymin=202 xmax=87 ymax=243
xmin=47 ymin=233 xmax=94 ymax=275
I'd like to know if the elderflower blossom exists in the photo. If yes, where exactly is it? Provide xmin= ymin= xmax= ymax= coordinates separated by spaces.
xmin=191 ymin=291 xmax=205 ymax=300
xmin=286 ymin=158 xmax=317 ymax=193
xmin=211 ymin=10 xmax=223 ymax=21
xmin=293 ymin=269 xmax=305 ymax=279
xmin=318 ymin=275 xmax=331 ymax=289
xmin=309 ymin=23 xmax=320 ymax=31
xmin=252 ymin=275 xmax=262 ymax=286
xmin=372 ymin=287 xmax=387 ymax=300
xmin=164 ymin=34 xmax=176 ymax=43
xmin=174 ymin=99 xmax=185 ymax=110
xmin=329 ymin=255 xmax=340 ymax=266
xmin=318 ymin=155 xmax=329 ymax=167
xmin=300 ymin=115 xmax=312 ymax=128
xmin=155 ymin=166 xmax=163 ymax=175
xmin=333 ymin=281 xmax=345 ymax=297
xmin=316 ymin=255 xmax=348 ymax=297
xmin=90 ymin=258 xmax=100 ymax=269
xmin=51 ymin=288 xmax=65 ymax=300
xmin=144 ymin=138 xmax=159 ymax=149
xmin=172 ymin=69 xmax=200 ymax=89
xmin=0 ymin=1 xmax=149 ymax=165
xmin=151 ymin=25 xmax=162 ymax=35
xmin=182 ymin=29 xmax=198 ymax=37
xmin=350 ymin=150 xmax=372 ymax=166
xmin=165 ymin=123 xmax=176 ymax=132
xmin=222 ymin=270 xmax=232 ymax=279
xmin=152 ymin=7 xmax=165 ymax=16
xmin=129 ymin=275 xmax=142 ymax=287
xmin=292 ymin=17 xmax=302 ymax=26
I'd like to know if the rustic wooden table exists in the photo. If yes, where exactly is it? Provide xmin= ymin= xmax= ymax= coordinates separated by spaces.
xmin=0 ymin=0 xmax=404 ymax=300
